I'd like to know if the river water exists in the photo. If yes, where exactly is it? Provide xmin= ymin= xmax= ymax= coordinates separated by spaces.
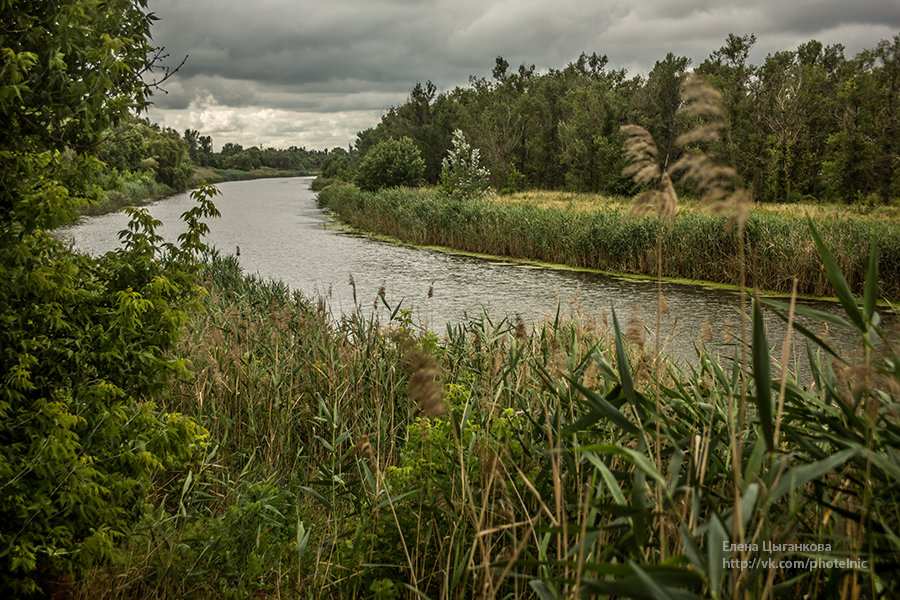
xmin=57 ymin=176 xmax=860 ymax=380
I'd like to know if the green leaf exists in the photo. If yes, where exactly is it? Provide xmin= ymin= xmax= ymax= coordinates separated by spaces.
xmin=529 ymin=579 xmax=557 ymax=600
xmin=707 ymin=513 xmax=728 ymax=599
xmin=769 ymin=447 xmax=858 ymax=502
xmin=565 ymin=377 xmax=639 ymax=435
xmin=582 ymin=450 xmax=628 ymax=505
xmin=611 ymin=307 xmax=635 ymax=403
xmin=863 ymin=243 xmax=878 ymax=325
xmin=807 ymin=218 xmax=865 ymax=332
xmin=739 ymin=482 xmax=761 ymax=533
xmin=628 ymin=560 xmax=677 ymax=600
xmin=680 ymin=525 xmax=704 ymax=572
xmin=576 ymin=443 xmax=666 ymax=489
xmin=763 ymin=301 xmax=847 ymax=364
xmin=752 ymin=297 xmax=774 ymax=452
xmin=761 ymin=297 xmax=853 ymax=330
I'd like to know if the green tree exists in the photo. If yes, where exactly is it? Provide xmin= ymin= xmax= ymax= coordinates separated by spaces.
xmin=322 ymin=152 xmax=351 ymax=179
xmin=355 ymin=137 xmax=425 ymax=191
xmin=558 ymin=59 xmax=634 ymax=194
xmin=440 ymin=129 xmax=491 ymax=198
xmin=0 ymin=1 xmax=213 ymax=594
xmin=148 ymin=124 xmax=190 ymax=188
xmin=220 ymin=141 xmax=243 ymax=157
xmin=642 ymin=53 xmax=692 ymax=167
xmin=183 ymin=128 xmax=200 ymax=162
xmin=686 ymin=34 xmax=758 ymax=181
xmin=0 ymin=0 xmax=157 ymax=231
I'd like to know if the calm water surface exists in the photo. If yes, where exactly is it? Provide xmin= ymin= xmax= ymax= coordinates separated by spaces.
xmin=58 ymin=177 xmax=860 ymax=380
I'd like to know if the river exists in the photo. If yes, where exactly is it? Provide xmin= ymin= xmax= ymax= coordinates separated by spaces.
xmin=57 ymin=176 xmax=861 ymax=381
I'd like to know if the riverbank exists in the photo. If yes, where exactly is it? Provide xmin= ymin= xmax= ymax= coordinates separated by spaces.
xmin=64 ymin=254 xmax=897 ymax=599
xmin=317 ymin=182 xmax=900 ymax=299
xmin=79 ymin=166 xmax=313 ymax=217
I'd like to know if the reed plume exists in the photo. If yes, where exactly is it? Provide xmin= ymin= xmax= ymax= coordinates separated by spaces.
xmin=620 ymin=125 xmax=677 ymax=222
xmin=406 ymin=352 xmax=445 ymax=418
xmin=671 ymin=74 xmax=752 ymax=234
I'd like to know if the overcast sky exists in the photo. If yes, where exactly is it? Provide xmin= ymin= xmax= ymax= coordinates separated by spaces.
xmin=143 ymin=0 xmax=899 ymax=152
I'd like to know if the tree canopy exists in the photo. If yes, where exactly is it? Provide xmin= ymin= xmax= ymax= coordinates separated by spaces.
xmin=354 ymin=36 xmax=900 ymax=204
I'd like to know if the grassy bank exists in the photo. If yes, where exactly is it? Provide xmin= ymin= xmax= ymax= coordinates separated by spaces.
xmin=64 ymin=251 xmax=898 ymax=599
xmin=317 ymin=182 xmax=900 ymax=299
xmin=80 ymin=167 xmax=312 ymax=217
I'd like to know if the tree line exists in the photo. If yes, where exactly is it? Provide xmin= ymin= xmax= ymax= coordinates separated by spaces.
xmin=97 ymin=115 xmax=327 ymax=194
xmin=352 ymin=33 xmax=900 ymax=204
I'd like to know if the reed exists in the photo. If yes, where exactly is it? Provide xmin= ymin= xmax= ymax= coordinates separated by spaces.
xmin=63 ymin=239 xmax=899 ymax=599
xmin=316 ymin=184 xmax=900 ymax=299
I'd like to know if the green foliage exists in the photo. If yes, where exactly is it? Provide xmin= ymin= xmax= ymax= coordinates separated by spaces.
xmin=0 ymin=0 xmax=157 ymax=232
xmin=0 ymin=2 xmax=225 ymax=594
xmin=322 ymin=152 xmax=352 ymax=180
xmin=58 ymin=228 xmax=896 ymax=598
xmin=355 ymin=137 xmax=426 ymax=191
xmin=358 ymin=35 xmax=900 ymax=204
xmin=195 ymin=478 xmax=298 ymax=594
xmin=0 ymin=185 xmax=220 ymax=595
xmin=318 ymin=182 xmax=900 ymax=297
xmin=439 ymin=129 xmax=492 ymax=199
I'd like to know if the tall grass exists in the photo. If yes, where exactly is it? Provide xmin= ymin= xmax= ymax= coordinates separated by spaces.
xmin=316 ymin=183 xmax=900 ymax=299
xmin=63 ymin=245 xmax=899 ymax=599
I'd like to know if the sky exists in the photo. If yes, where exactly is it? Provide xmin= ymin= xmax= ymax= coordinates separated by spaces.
xmin=143 ymin=0 xmax=900 ymax=152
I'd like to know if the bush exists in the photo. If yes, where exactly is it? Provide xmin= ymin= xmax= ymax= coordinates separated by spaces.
xmin=0 ymin=186 xmax=221 ymax=596
xmin=321 ymin=153 xmax=351 ymax=180
xmin=355 ymin=137 xmax=425 ymax=191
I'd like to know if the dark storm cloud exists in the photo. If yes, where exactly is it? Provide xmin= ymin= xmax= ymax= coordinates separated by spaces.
xmin=143 ymin=0 xmax=898 ymax=150
xmin=766 ymin=0 xmax=900 ymax=34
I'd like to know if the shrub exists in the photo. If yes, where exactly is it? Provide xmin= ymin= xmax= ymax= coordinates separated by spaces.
xmin=0 ymin=186 xmax=220 ymax=595
xmin=355 ymin=137 xmax=425 ymax=191
xmin=322 ymin=153 xmax=351 ymax=180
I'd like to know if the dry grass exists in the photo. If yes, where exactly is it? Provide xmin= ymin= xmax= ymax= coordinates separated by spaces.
xmin=494 ymin=190 xmax=900 ymax=223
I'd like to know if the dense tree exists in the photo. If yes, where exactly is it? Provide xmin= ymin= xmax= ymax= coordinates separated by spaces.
xmin=697 ymin=33 xmax=758 ymax=177
xmin=183 ymin=127 xmax=200 ymax=162
xmin=322 ymin=152 xmax=351 ymax=179
xmin=1 ymin=0 xmax=156 ymax=231
xmin=355 ymin=136 xmax=425 ymax=191
xmin=353 ymin=35 xmax=900 ymax=204
xmin=220 ymin=141 xmax=244 ymax=157
xmin=642 ymin=53 xmax=692 ymax=168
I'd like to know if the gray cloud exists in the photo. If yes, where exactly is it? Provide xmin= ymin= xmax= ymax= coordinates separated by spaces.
xmin=143 ymin=0 xmax=899 ymax=150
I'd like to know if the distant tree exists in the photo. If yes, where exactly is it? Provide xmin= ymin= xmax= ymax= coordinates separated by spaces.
xmin=197 ymin=135 xmax=214 ymax=166
xmin=148 ymin=126 xmax=190 ymax=188
xmin=355 ymin=137 xmax=425 ymax=190
xmin=322 ymin=153 xmax=351 ymax=179
xmin=440 ymin=129 xmax=491 ymax=199
xmin=642 ymin=53 xmax=692 ymax=167
xmin=183 ymin=128 xmax=200 ymax=162
xmin=698 ymin=33 xmax=758 ymax=176
xmin=221 ymin=142 xmax=243 ymax=157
